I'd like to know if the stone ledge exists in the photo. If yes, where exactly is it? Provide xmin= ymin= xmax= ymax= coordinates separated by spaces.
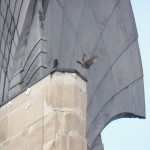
xmin=0 ymin=71 xmax=87 ymax=150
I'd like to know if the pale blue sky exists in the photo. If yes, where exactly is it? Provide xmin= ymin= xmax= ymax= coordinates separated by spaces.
xmin=102 ymin=0 xmax=150 ymax=149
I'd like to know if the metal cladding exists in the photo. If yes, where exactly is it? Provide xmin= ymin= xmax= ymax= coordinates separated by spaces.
xmin=0 ymin=0 xmax=145 ymax=149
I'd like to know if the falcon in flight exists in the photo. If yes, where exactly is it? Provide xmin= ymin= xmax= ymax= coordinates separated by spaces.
xmin=77 ymin=55 xmax=97 ymax=69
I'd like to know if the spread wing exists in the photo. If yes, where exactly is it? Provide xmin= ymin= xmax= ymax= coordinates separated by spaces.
xmin=0 ymin=1 xmax=145 ymax=150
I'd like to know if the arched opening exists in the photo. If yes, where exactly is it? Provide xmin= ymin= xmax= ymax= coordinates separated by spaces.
xmin=101 ymin=117 xmax=148 ymax=150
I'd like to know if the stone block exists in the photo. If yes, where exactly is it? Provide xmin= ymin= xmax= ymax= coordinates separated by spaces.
xmin=51 ymin=72 xmax=65 ymax=85
xmin=63 ymin=112 xmax=80 ymax=133
xmin=3 ymin=91 xmax=27 ymax=114
xmin=75 ymin=75 xmax=86 ymax=93
xmin=43 ymin=83 xmax=54 ymax=116
xmin=0 ymin=130 xmax=27 ymax=150
xmin=82 ymin=138 xmax=87 ymax=150
xmin=49 ymin=73 xmax=64 ymax=110
xmin=80 ymin=89 xmax=87 ymax=119
xmin=68 ymin=135 xmax=87 ymax=150
xmin=0 ymin=116 xmax=8 ymax=144
xmin=27 ymin=119 xmax=43 ymax=150
xmin=68 ymin=135 xmax=79 ymax=150
xmin=63 ymin=85 xmax=76 ymax=111
xmin=55 ymin=134 xmax=67 ymax=150
xmin=44 ymin=112 xmax=63 ymax=145
xmin=44 ymin=73 xmax=87 ymax=116
xmin=52 ymin=84 xmax=64 ymax=109
xmin=74 ymin=87 xmax=82 ymax=113
xmin=64 ymin=73 xmax=76 ymax=85
xmin=0 ymin=72 xmax=87 ymax=150
xmin=8 ymin=89 xmax=43 ymax=137
xmin=43 ymin=139 xmax=56 ymax=150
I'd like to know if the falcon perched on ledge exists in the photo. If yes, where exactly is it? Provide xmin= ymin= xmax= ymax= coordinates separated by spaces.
xmin=53 ymin=59 xmax=58 ymax=69
xmin=77 ymin=55 xmax=97 ymax=69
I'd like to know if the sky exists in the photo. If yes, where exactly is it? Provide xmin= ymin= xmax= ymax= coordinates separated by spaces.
xmin=102 ymin=0 xmax=150 ymax=150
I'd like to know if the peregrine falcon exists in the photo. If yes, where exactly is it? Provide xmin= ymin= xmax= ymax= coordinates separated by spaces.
xmin=77 ymin=55 xmax=97 ymax=69
xmin=53 ymin=59 xmax=58 ymax=69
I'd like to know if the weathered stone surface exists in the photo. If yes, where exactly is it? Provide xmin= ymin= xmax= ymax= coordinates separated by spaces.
xmin=63 ymin=112 xmax=80 ymax=133
xmin=8 ymin=97 xmax=42 ymax=137
xmin=0 ymin=130 xmax=27 ymax=150
xmin=0 ymin=0 xmax=145 ymax=149
xmin=44 ymin=112 xmax=63 ymax=144
xmin=0 ymin=116 xmax=8 ymax=144
xmin=7 ymin=76 xmax=50 ymax=137
xmin=0 ymin=72 xmax=87 ymax=150
xmin=27 ymin=119 xmax=43 ymax=150
xmin=55 ymin=134 xmax=67 ymax=150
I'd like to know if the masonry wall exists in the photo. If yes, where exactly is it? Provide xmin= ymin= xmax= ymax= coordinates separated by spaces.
xmin=0 ymin=0 xmax=145 ymax=149
xmin=0 ymin=72 xmax=87 ymax=150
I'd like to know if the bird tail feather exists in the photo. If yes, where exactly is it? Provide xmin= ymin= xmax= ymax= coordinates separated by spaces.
xmin=76 ymin=61 xmax=83 ymax=65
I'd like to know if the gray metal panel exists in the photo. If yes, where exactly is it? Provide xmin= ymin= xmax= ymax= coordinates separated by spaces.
xmin=0 ymin=0 xmax=145 ymax=149
xmin=115 ymin=0 xmax=138 ymax=43
xmin=44 ymin=0 xmax=64 ymax=69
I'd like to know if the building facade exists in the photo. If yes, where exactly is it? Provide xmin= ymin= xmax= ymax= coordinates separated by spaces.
xmin=0 ymin=0 xmax=145 ymax=149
